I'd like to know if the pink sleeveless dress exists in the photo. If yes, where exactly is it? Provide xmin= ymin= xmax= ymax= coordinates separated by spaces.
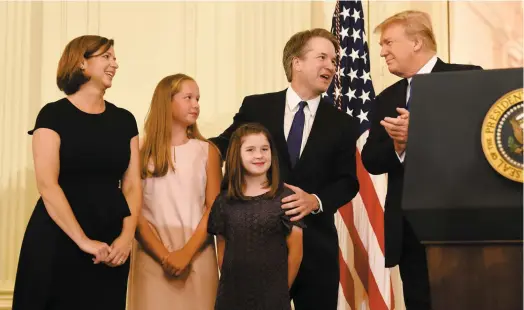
xmin=128 ymin=139 xmax=218 ymax=310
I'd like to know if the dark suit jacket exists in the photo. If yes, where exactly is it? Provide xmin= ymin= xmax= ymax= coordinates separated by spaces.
xmin=361 ymin=58 xmax=482 ymax=267
xmin=210 ymin=89 xmax=359 ymax=271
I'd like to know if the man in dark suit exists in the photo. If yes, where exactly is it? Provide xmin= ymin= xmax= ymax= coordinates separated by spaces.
xmin=361 ymin=10 xmax=482 ymax=309
xmin=210 ymin=28 xmax=359 ymax=310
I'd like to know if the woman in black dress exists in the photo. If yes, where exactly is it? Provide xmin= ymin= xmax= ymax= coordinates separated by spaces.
xmin=208 ymin=123 xmax=305 ymax=310
xmin=12 ymin=35 xmax=142 ymax=310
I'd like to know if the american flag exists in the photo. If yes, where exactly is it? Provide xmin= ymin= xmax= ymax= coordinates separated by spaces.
xmin=323 ymin=1 xmax=394 ymax=309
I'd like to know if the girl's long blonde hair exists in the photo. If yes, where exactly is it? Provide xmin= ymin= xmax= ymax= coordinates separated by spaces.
xmin=140 ymin=73 xmax=206 ymax=179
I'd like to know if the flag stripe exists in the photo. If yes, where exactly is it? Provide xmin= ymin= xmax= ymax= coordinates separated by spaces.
xmin=357 ymin=131 xmax=388 ymax=211
xmin=352 ymin=192 xmax=391 ymax=305
xmin=337 ymin=211 xmax=368 ymax=310
xmin=355 ymin=150 xmax=386 ymax=255
xmin=339 ymin=247 xmax=357 ymax=310
xmin=338 ymin=284 xmax=352 ymax=310
xmin=339 ymin=203 xmax=389 ymax=310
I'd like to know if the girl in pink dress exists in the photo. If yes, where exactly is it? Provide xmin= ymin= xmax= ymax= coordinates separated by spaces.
xmin=128 ymin=73 xmax=221 ymax=310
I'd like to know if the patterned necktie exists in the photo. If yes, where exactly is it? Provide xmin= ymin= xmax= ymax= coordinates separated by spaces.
xmin=287 ymin=101 xmax=307 ymax=168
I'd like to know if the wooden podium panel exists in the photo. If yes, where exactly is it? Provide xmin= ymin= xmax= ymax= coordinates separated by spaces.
xmin=426 ymin=243 xmax=522 ymax=310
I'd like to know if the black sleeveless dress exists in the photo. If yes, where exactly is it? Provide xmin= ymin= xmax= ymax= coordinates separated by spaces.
xmin=12 ymin=98 xmax=138 ymax=310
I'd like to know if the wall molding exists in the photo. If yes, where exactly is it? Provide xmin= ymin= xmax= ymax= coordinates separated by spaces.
xmin=0 ymin=288 xmax=13 ymax=310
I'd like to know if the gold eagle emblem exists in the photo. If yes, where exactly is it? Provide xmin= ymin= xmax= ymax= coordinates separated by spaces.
xmin=481 ymin=88 xmax=523 ymax=183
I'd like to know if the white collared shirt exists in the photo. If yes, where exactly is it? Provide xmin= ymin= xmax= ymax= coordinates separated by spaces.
xmin=284 ymin=86 xmax=323 ymax=213
xmin=284 ymin=87 xmax=320 ymax=156
xmin=398 ymin=55 xmax=438 ymax=163
xmin=405 ymin=55 xmax=438 ymax=104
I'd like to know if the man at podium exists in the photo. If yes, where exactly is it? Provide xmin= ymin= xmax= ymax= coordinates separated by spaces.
xmin=361 ymin=10 xmax=481 ymax=309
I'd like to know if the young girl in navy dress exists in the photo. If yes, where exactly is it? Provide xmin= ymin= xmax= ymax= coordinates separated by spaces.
xmin=208 ymin=123 xmax=304 ymax=310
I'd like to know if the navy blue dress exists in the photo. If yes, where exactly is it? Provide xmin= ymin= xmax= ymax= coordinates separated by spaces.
xmin=12 ymin=98 xmax=138 ymax=310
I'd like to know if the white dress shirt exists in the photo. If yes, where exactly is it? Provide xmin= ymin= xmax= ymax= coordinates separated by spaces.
xmin=397 ymin=55 xmax=438 ymax=163
xmin=284 ymin=86 xmax=323 ymax=214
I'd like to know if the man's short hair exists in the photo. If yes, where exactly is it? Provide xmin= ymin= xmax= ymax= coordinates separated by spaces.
xmin=282 ymin=28 xmax=339 ymax=82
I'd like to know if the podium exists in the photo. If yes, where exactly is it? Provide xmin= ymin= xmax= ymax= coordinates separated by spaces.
xmin=402 ymin=68 xmax=523 ymax=310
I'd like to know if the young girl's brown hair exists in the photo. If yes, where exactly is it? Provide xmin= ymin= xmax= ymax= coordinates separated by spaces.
xmin=224 ymin=123 xmax=280 ymax=200
xmin=140 ymin=73 xmax=206 ymax=179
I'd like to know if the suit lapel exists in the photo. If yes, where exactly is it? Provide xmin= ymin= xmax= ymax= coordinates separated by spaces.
xmin=396 ymin=79 xmax=409 ymax=110
xmin=268 ymin=90 xmax=292 ymax=169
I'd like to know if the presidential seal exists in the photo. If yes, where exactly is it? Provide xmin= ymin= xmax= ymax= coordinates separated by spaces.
xmin=481 ymin=88 xmax=523 ymax=183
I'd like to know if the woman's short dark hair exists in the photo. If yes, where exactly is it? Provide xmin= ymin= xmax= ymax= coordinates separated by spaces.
xmin=56 ymin=35 xmax=114 ymax=95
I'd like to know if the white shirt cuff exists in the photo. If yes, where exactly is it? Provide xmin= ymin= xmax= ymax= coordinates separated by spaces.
xmin=396 ymin=151 xmax=406 ymax=163
xmin=311 ymin=194 xmax=323 ymax=214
